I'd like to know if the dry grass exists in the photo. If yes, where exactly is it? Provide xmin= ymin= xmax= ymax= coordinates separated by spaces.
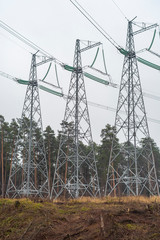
xmin=53 ymin=195 xmax=160 ymax=204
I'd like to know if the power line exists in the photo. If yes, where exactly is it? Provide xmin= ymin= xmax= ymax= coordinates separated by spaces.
xmin=143 ymin=92 xmax=160 ymax=101
xmin=1 ymin=70 xmax=160 ymax=125
xmin=0 ymin=20 xmax=63 ymax=66
xmin=1 ymin=18 xmax=160 ymax=123
xmin=69 ymin=0 xmax=160 ymax=75
xmin=69 ymin=0 xmax=120 ymax=49
xmin=0 ymin=31 xmax=29 ymax=53
xmin=87 ymin=100 xmax=160 ymax=125
xmin=110 ymin=0 xmax=128 ymax=21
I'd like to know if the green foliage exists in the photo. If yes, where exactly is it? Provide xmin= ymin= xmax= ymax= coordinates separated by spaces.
xmin=44 ymin=125 xmax=58 ymax=190
xmin=0 ymin=116 xmax=21 ymax=196
xmin=97 ymin=124 xmax=118 ymax=192
xmin=0 ymin=114 xmax=160 ymax=197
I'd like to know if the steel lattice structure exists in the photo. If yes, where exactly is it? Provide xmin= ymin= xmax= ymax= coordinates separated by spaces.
xmin=105 ymin=20 xmax=159 ymax=196
xmin=6 ymin=53 xmax=49 ymax=198
xmin=51 ymin=39 xmax=100 ymax=199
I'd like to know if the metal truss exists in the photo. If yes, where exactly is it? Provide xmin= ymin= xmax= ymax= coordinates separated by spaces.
xmin=51 ymin=39 xmax=100 ymax=199
xmin=6 ymin=53 xmax=49 ymax=198
xmin=105 ymin=20 xmax=159 ymax=196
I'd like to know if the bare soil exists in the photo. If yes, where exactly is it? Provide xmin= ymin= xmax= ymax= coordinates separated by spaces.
xmin=0 ymin=197 xmax=160 ymax=240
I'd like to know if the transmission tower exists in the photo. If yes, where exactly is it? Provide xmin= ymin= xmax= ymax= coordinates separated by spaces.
xmin=105 ymin=20 xmax=159 ymax=197
xmin=51 ymin=39 xmax=100 ymax=199
xmin=6 ymin=53 xmax=49 ymax=198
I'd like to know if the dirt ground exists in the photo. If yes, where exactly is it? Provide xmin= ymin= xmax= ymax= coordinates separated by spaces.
xmin=0 ymin=197 xmax=160 ymax=240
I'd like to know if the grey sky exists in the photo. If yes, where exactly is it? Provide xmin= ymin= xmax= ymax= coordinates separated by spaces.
xmin=0 ymin=0 xmax=160 ymax=146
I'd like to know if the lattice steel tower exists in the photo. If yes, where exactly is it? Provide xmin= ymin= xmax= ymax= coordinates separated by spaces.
xmin=105 ymin=20 xmax=159 ymax=196
xmin=6 ymin=53 xmax=49 ymax=198
xmin=51 ymin=39 xmax=100 ymax=199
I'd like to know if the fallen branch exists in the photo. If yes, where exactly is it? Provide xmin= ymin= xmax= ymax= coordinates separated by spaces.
xmin=19 ymin=221 xmax=33 ymax=240
xmin=100 ymin=213 xmax=106 ymax=237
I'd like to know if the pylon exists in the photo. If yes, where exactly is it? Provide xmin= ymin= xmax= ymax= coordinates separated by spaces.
xmin=6 ymin=53 xmax=49 ymax=198
xmin=51 ymin=39 xmax=100 ymax=199
xmin=105 ymin=20 xmax=159 ymax=196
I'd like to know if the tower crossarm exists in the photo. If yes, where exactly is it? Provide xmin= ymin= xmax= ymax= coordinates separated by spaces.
xmin=35 ymin=57 xmax=64 ymax=67
xmin=36 ymin=57 xmax=56 ymax=67
xmin=79 ymin=42 xmax=102 ymax=53
xmin=132 ymin=23 xmax=158 ymax=35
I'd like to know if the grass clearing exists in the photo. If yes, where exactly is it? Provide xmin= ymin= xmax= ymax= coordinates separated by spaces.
xmin=0 ymin=196 xmax=160 ymax=239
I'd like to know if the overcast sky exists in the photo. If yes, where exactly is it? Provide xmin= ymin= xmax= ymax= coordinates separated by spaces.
xmin=0 ymin=0 xmax=160 ymax=146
